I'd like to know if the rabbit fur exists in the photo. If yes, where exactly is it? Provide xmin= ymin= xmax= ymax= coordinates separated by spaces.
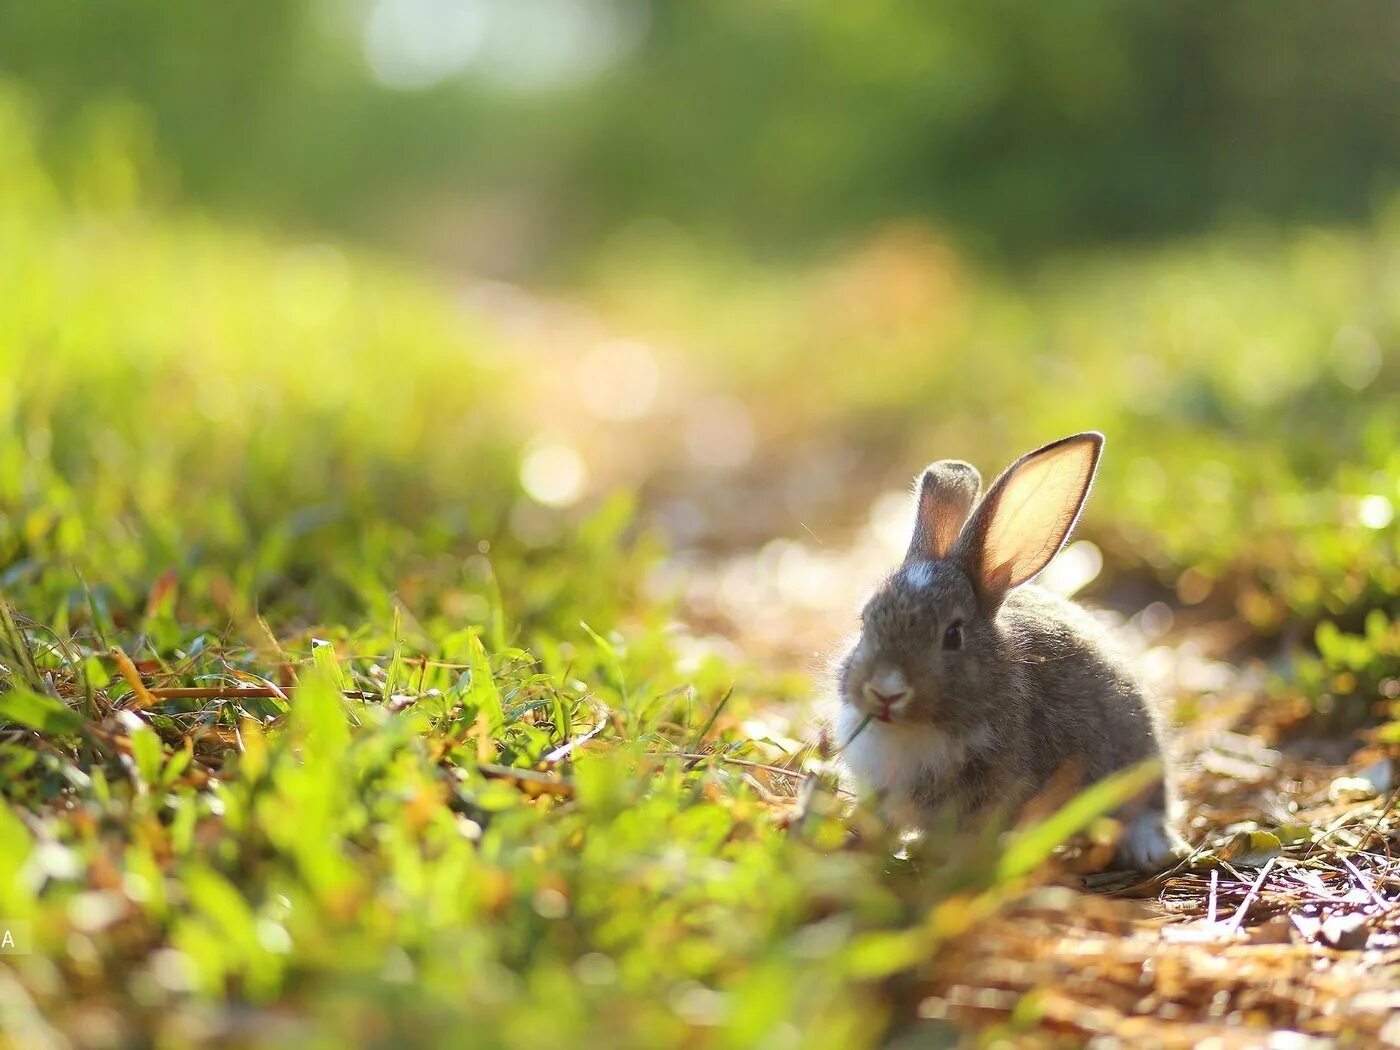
xmin=834 ymin=433 xmax=1186 ymax=870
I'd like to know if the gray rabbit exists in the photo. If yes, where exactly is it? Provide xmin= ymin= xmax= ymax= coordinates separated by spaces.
xmin=834 ymin=433 xmax=1186 ymax=869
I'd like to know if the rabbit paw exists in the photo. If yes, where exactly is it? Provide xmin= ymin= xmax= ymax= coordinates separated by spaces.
xmin=1116 ymin=808 xmax=1189 ymax=871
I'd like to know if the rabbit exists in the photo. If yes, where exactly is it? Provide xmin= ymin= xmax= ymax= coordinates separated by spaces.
xmin=833 ymin=432 xmax=1186 ymax=870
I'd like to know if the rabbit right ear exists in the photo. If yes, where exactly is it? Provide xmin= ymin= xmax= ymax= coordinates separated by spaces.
xmin=954 ymin=432 xmax=1103 ymax=610
xmin=907 ymin=460 xmax=982 ymax=562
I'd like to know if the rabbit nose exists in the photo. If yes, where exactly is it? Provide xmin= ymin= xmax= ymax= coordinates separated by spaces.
xmin=862 ymin=669 xmax=912 ymax=718
xmin=864 ymin=684 xmax=913 ymax=704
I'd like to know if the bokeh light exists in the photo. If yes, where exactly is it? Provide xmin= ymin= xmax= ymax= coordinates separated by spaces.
xmin=520 ymin=441 xmax=588 ymax=506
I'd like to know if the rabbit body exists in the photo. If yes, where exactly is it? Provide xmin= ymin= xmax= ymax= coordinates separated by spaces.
xmin=835 ymin=435 xmax=1184 ymax=869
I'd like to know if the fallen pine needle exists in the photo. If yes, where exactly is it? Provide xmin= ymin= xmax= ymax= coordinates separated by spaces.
xmin=476 ymin=762 xmax=573 ymax=797
xmin=542 ymin=699 xmax=611 ymax=764
xmin=1222 ymin=856 xmax=1276 ymax=935
xmin=110 ymin=647 xmax=159 ymax=709
xmin=143 ymin=685 xmax=381 ymax=701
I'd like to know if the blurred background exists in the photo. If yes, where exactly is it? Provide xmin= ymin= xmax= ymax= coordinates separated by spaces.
xmin=5 ymin=1 xmax=1398 ymax=268
xmin=1 ymin=0 xmax=1397 ymax=662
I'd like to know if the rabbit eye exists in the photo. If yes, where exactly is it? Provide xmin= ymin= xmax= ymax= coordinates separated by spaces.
xmin=942 ymin=621 xmax=964 ymax=651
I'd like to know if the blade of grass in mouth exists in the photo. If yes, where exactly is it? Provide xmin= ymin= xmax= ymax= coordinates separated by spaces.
xmin=836 ymin=713 xmax=874 ymax=753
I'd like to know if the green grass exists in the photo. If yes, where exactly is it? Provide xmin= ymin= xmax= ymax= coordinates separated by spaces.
xmin=0 ymin=628 xmax=970 ymax=1048
xmin=1277 ymin=610 xmax=1400 ymax=738
xmin=1 ymin=86 xmax=1398 ymax=1048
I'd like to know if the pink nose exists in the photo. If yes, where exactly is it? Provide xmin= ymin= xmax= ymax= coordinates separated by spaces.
xmin=862 ymin=681 xmax=912 ymax=719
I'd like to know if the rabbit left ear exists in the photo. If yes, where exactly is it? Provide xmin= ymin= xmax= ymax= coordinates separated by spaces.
xmin=907 ymin=460 xmax=982 ymax=562
xmin=954 ymin=433 xmax=1103 ymax=609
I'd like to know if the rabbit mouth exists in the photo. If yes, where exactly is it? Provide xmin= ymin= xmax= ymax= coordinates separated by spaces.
xmin=859 ymin=679 xmax=916 ymax=722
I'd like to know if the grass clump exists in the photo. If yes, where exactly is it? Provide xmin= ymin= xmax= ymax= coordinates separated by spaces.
xmin=0 ymin=601 xmax=1018 ymax=1048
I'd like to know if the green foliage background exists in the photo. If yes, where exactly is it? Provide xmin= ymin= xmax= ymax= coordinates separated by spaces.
xmin=1 ymin=0 xmax=1395 ymax=263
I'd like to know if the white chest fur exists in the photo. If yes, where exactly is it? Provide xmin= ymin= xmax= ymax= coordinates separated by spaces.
xmin=835 ymin=705 xmax=985 ymax=803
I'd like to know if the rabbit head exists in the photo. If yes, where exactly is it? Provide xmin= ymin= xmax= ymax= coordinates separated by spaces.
xmin=838 ymin=433 xmax=1103 ymax=733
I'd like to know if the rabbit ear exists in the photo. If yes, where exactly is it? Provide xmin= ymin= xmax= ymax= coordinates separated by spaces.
xmin=907 ymin=460 xmax=982 ymax=562
xmin=954 ymin=433 xmax=1103 ymax=608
